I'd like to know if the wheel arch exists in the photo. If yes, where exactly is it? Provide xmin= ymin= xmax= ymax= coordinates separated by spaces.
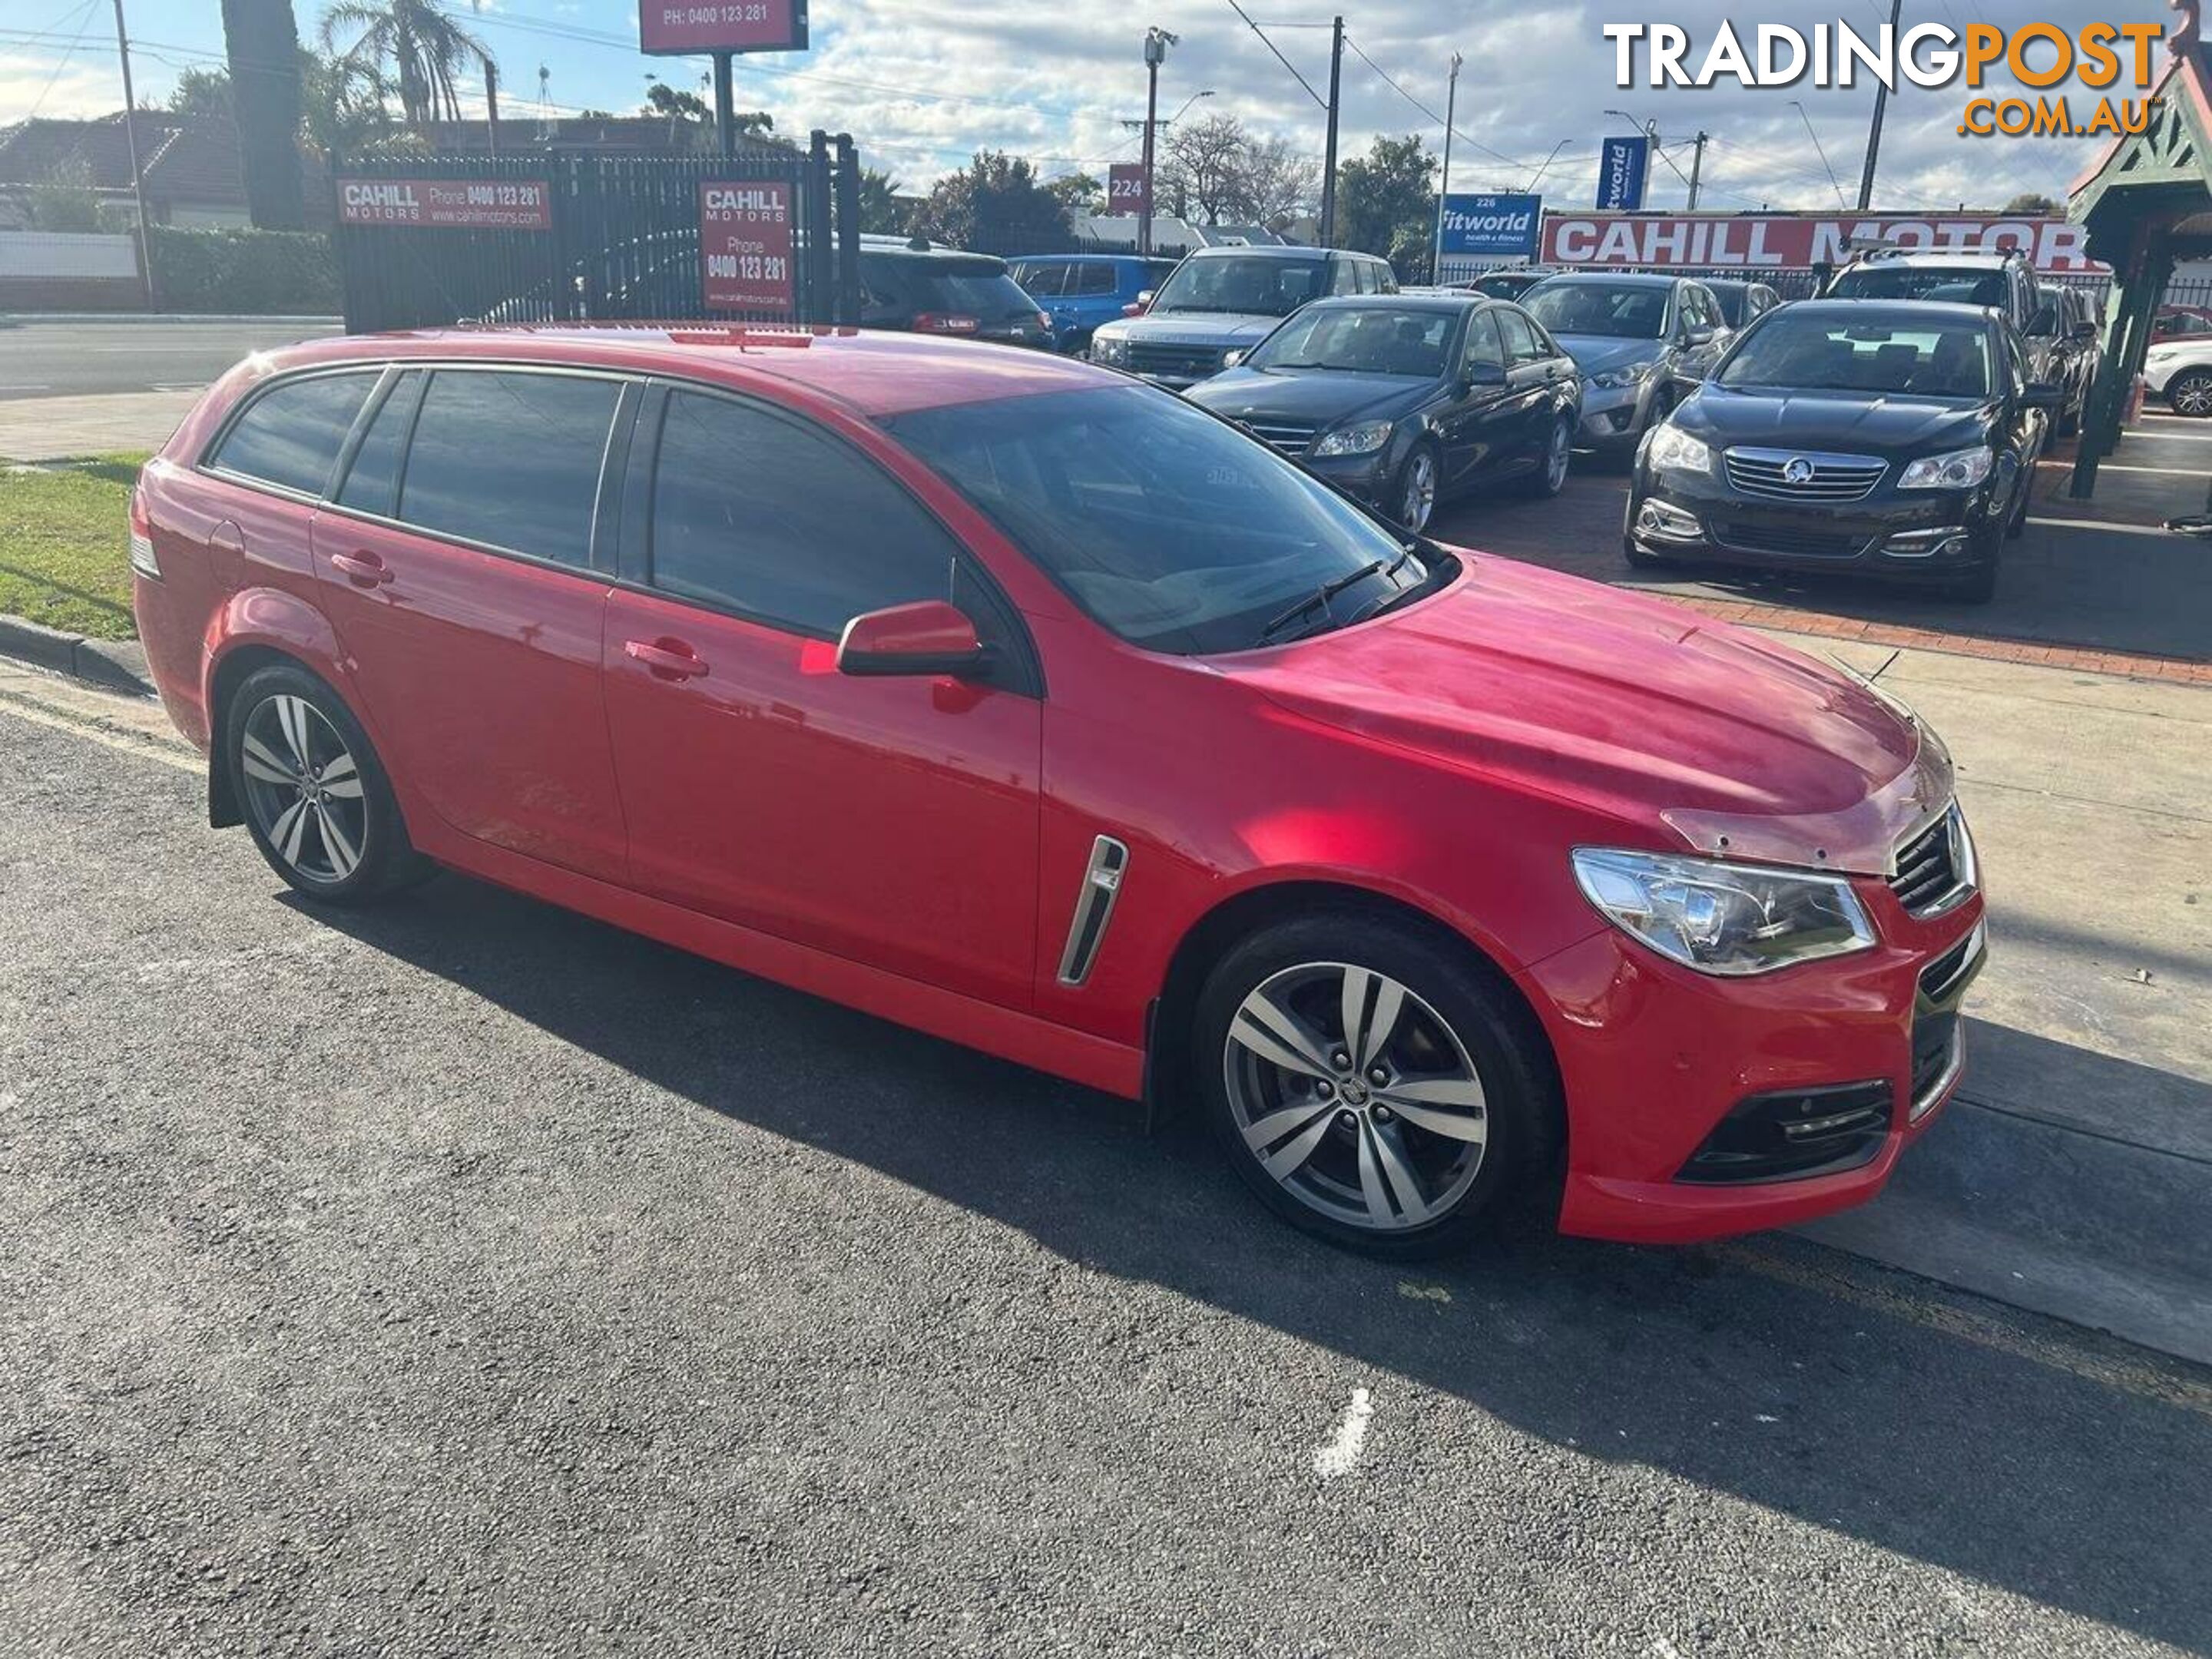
xmin=200 ymin=591 xmax=365 ymax=830
xmin=1146 ymin=878 xmax=1565 ymax=1164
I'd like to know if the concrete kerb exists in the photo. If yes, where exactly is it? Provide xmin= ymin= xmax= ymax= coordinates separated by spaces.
xmin=0 ymin=614 xmax=154 ymax=697
xmin=0 ymin=313 xmax=342 ymax=326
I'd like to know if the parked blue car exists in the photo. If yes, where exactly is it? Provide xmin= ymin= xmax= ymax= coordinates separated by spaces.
xmin=1009 ymin=253 xmax=1183 ymax=356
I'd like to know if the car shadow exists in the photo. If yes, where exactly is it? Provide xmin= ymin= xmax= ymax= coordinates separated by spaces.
xmin=292 ymin=872 xmax=2212 ymax=1648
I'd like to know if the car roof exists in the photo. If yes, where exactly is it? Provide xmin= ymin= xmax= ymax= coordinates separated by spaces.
xmin=1770 ymin=299 xmax=1999 ymax=325
xmin=254 ymin=325 xmax=1108 ymax=419
xmin=1843 ymin=247 xmax=2020 ymax=270
xmin=1302 ymin=293 xmax=1475 ymax=313
xmin=856 ymin=240 xmax=1008 ymax=268
xmin=1184 ymin=244 xmax=1334 ymax=260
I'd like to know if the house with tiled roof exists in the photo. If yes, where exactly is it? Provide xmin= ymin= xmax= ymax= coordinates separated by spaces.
xmin=0 ymin=112 xmax=328 ymax=230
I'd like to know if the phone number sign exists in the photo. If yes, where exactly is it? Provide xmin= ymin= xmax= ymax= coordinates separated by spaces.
xmin=337 ymin=177 xmax=552 ymax=230
xmin=641 ymin=0 xmax=807 ymax=54
xmin=700 ymin=180 xmax=795 ymax=315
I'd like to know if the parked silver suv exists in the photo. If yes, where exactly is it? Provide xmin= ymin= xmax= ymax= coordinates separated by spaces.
xmin=1520 ymin=272 xmax=1734 ymax=456
xmin=1090 ymin=245 xmax=1398 ymax=389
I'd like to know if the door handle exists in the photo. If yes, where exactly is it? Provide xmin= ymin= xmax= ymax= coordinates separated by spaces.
xmin=329 ymin=549 xmax=393 ymax=587
xmin=624 ymin=637 xmax=710 ymax=680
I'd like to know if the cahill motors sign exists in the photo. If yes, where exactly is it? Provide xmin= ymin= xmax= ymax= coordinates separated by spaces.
xmin=336 ymin=177 xmax=552 ymax=230
xmin=1541 ymin=213 xmax=2104 ymax=273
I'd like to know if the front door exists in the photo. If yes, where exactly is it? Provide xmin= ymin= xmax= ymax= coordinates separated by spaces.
xmin=309 ymin=365 xmax=631 ymax=882
xmin=601 ymin=386 xmax=1042 ymax=1011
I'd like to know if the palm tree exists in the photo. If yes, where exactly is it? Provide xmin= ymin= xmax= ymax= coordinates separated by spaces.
xmin=320 ymin=0 xmax=492 ymax=127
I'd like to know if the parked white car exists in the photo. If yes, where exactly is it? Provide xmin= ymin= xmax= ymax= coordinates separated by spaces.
xmin=2144 ymin=338 xmax=2212 ymax=416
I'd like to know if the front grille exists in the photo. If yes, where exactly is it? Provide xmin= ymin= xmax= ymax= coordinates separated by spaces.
xmin=1714 ymin=522 xmax=1873 ymax=559
xmin=1243 ymin=422 xmax=1316 ymax=455
xmin=1889 ymin=807 xmax=1972 ymax=917
xmin=1724 ymin=448 xmax=1888 ymax=503
xmin=1127 ymin=342 xmax=1223 ymax=381
xmin=1677 ymin=1080 xmax=1893 ymax=1184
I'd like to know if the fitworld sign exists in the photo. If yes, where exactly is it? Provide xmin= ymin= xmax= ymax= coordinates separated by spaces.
xmin=1439 ymin=193 xmax=1542 ymax=259
xmin=1540 ymin=213 xmax=2104 ymax=273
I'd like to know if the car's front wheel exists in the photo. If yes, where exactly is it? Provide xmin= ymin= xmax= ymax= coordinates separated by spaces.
xmin=1196 ymin=912 xmax=1557 ymax=1257
xmin=225 ymin=662 xmax=421 ymax=905
xmin=2168 ymin=369 xmax=2212 ymax=417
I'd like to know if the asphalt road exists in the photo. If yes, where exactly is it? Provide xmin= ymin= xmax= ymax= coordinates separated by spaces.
xmin=0 ymin=318 xmax=339 ymax=401
xmin=4 ymin=701 xmax=2210 ymax=1657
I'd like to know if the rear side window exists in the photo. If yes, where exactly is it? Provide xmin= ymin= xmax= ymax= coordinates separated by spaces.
xmin=210 ymin=371 xmax=378 ymax=496
xmin=397 ymin=369 xmax=619 ymax=569
xmin=1075 ymin=263 xmax=1118 ymax=296
xmin=336 ymin=370 xmax=422 ymax=515
xmin=1016 ymin=263 xmax=1066 ymax=296
xmin=649 ymin=390 xmax=956 ymax=635
xmin=1330 ymin=259 xmax=1360 ymax=296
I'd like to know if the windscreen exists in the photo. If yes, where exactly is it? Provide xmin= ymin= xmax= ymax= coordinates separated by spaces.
xmin=1523 ymin=281 xmax=1668 ymax=339
xmin=1248 ymin=306 xmax=1455 ymax=377
xmin=1718 ymin=314 xmax=1995 ymax=398
xmin=1151 ymin=256 xmax=1327 ymax=317
xmin=911 ymin=267 xmax=1040 ymax=320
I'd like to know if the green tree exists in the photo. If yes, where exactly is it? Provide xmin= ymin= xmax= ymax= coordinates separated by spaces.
xmin=1045 ymin=171 xmax=1104 ymax=218
xmin=1334 ymin=132 xmax=1436 ymax=276
xmin=25 ymin=164 xmax=104 ymax=233
xmin=2001 ymin=191 xmax=2061 ymax=216
xmin=319 ymin=0 xmax=493 ymax=126
xmin=300 ymin=48 xmax=394 ymax=164
xmin=640 ymin=81 xmax=773 ymax=151
xmin=224 ymin=0 xmax=307 ymax=227
xmin=167 ymin=66 xmax=235 ymax=121
xmin=911 ymin=151 xmax=1070 ymax=252
xmin=856 ymin=167 xmax=908 ymax=235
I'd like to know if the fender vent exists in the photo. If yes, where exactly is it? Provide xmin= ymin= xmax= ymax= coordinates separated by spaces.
xmin=1056 ymin=836 xmax=1129 ymax=987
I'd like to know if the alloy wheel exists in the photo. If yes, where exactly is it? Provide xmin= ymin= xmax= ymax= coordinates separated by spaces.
xmin=1224 ymin=961 xmax=1488 ymax=1232
xmin=238 ymin=694 xmax=369 ymax=885
xmin=1399 ymin=450 xmax=1437 ymax=531
xmin=2174 ymin=373 xmax=2212 ymax=416
xmin=1545 ymin=419 xmax=1572 ymax=492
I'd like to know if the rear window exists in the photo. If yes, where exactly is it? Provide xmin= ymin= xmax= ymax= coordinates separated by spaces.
xmin=910 ymin=268 xmax=1038 ymax=320
xmin=1830 ymin=266 xmax=2008 ymax=308
xmin=396 ymin=369 xmax=620 ymax=569
xmin=209 ymin=371 xmax=378 ymax=495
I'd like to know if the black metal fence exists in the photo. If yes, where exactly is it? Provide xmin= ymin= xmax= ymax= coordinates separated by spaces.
xmin=332 ymin=135 xmax=863 ymax=333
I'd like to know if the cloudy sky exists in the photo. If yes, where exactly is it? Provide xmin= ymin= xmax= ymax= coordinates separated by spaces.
xmin=0 ymin=0 xmax=2166 ymax=208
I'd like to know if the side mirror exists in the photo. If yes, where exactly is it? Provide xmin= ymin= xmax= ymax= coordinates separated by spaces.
xmin=1462 ymin=359 xmax=1507 ymax=389
xmin=1124 ymin=291 xmax=1155 ymax=317
xmin=836 ymin=600 xmax=990 ymax=679
xmin=1683 ymin=326 xmax=1714 ymax=346
xmin=1221 ymin=349 xmax=1246 ymax=369
xmin=2019 ymin=381 xmax=2064 ymax=411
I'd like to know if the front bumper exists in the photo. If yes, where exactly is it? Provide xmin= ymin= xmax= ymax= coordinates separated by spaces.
xmin=1578 ymin=378 xmax=1659 ymax=446
xmin=1627 ymin=461 xmax=2007 ymax=583
xmin=1520 ymin=885 xmax=1985 ymax=1244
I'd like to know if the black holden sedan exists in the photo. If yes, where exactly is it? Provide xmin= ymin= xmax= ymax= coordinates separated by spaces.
xmin=1623 ymin=300 xmax=2060 ymax=603
xmin=1183 ymin=294 xmax=1582 ymax=532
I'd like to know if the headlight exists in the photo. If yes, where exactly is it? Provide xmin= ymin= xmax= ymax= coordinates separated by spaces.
xmin=1571 ymin=848 xmax=1876 ymax=976
xmin=1589 ymin=362 xmax=1654 ymax=390
xmin=1092 ymin=335 xmax=1130 ymax=366
xmin=1899 ymin=445 xmax=1994 ymax=490
xmin=1313 ymin=419 xmax=1394 ymax=457
xmin=1646 ymin=423 xmax=1711 ymax=473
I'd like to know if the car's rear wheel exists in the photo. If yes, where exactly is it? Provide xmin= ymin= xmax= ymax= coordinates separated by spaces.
xmin=226 ymin=662 xmax=420 ymax=905
xmin=1518 ymin=414 xmax=1574 ymax=498
xmin=1392 ymin=442 xmax=1439 ymax=532
xmin=1196 ymin=912 xmax=1556 ymax=1257
xmin=2169 ymin=369 xmax=2212 ymax=417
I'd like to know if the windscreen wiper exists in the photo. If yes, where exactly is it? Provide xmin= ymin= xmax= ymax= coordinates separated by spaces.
xmin=1254 ymin=554 xmax=1408 ymax=647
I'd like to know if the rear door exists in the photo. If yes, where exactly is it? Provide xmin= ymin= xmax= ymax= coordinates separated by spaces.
xmin=310 ymin=364 xmax=632 ymax=882
xmin=1495 ymin=306 xmax=1564 ymax=469
xmin=600 ymin=384 xmax=1042 ymax=1010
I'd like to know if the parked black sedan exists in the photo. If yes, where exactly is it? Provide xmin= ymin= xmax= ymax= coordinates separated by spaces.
xmin=1624 ymin=300 xmax=2060 ymax=603
xmin=1184 ymin=294 xmax=1581 ymax=531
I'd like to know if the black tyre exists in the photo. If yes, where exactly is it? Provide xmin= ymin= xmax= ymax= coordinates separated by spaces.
xmin=1195 ymin=910 xmax=1558 ymax=1258
xmin=1941 ymin=529 xmax=2000 ymax=603
xmin=1390 ymin=441 xmax=1440 ymax=533
xmin=224 ymin=661 xmax=423 ymax=905
xmin=2169 ymin=369 xmax=2212 ymax=418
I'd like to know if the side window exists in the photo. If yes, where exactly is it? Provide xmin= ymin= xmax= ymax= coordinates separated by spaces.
xmin=1076 ymin=263 xmax=1118 ymax=296
xmin=1329 ymin=258 xmax=1360 ymax=296
xmin=1497 ymin=308 xmax=1547 ymax=365
xmin=1464 ymin=312 xmax=1506 ymax=373
xmin=397 ymin=369 xmax=619 ymax=570
xmin=1372 ymin=260 xmax=1399 ymax=295
xmin=1020 ymin=263 xmax=1065 ymax=297
xmin=650 ymin=390 xmax=958 ymax=636
xmin=209 ymin=371 xmax=378 ymax=496
xmin=335 ymin=369 xmax=422 ymax=516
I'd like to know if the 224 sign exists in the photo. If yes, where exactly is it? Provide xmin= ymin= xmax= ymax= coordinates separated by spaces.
xmin=700 ymin=180 xmax=795 ymax=316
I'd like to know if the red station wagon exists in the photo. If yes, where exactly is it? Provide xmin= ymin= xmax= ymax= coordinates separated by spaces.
xmin=131 ymin=326 xmax=1985 ymax=1255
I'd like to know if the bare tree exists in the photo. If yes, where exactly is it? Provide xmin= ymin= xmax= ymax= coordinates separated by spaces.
xmin=1240 ymin=134 xmax=1320 ymax=230
xmin=1159 ymin=113 xmax=1253 ymax=225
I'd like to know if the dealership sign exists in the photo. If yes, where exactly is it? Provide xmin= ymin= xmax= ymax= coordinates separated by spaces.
xmin=1595 ymin=135 xmax=1648 ymax=210
xmin=641 ymin=0 xmax=808 ymax=55
xmin=1439 ymin=193 xmax=1543 ymax=260
xmin=1106 ymin=164 xmax=1149 ymax=219
xmin=1540 ymin=214 xmax=2104 ymax=273
xmin=336 ymin=177 xmax=552 ymax=230
xmin=700 ymin=180 xmax=796 ymax=315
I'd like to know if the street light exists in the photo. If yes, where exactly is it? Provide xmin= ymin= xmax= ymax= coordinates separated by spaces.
xmin=1139 ymin=27 xmax=1178 ymax=257
xmin=1525 ymin=138 xmax=1575 ymax=192
xmin=1167 ymin=88 xmax=1215 ymax=126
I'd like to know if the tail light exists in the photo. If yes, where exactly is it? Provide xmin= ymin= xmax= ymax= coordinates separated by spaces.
xmin=128 ymin=471 xmax=160 ymax=579
xmin=912 ymin=313 xmax=980 ymax=335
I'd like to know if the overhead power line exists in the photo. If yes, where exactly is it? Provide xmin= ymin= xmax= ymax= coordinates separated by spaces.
xmin=1216 ymin=0 xmax=1330 ymax=109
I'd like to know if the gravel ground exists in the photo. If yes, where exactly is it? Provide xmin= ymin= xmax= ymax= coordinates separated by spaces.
xmin=3 ymin=704 xmax=2209 ymax=1657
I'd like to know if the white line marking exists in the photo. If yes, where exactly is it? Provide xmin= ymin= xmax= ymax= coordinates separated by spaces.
xmin=1312 ymin=1386 xmax=1373 ymax=1481
xmin=0 ymin=383 xmax=53 ymax=392
xmin=0 ymin=692 xmax=199 ymax=772
xmin=2084 ymin=462 xmax=2211 ymax=476
xmin=2025 ymin=516 xmax=2194 ymax=538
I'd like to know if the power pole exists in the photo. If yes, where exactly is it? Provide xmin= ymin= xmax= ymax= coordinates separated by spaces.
xmin=485 ymin=61 xmax=499 ymax=156
xmin=109 ymin=0 xmax=154 ymax=311
xmin=1140 ymin=28 xmax=1176 ymax=257
xmin=1429 ymin=51 xmax=1462 ymax=283
xmin=1319 ymin=15 xmax=1344 ymax=246
xmin=712 ymin=51 xmax=736 ymax=157
xmin=1856 ymin=0 xmax=1904 ymax=209
xmin=1686 ymin=130 xmax=1707 ymax=211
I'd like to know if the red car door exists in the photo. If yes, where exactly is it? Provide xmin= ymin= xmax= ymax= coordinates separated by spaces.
xmin=600 ymin=386 xmax=1041 ymax=1011
xmin=309 ymin=366 xmax=632 ymax=882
